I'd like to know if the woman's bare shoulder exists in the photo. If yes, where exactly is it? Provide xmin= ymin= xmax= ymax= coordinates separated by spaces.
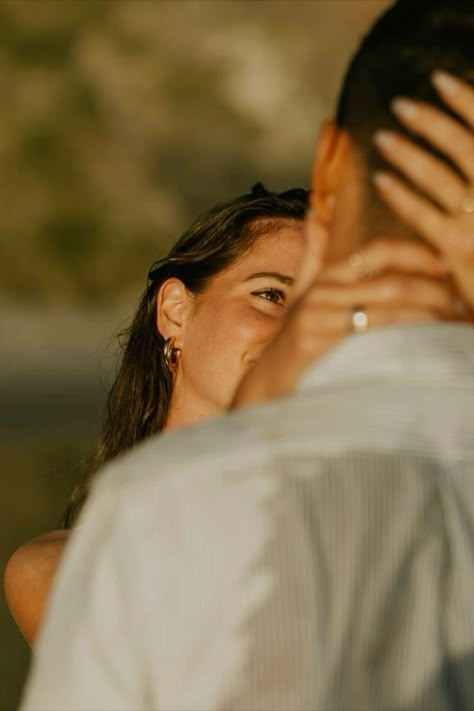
xmin=4 ymin=529 xmax=70 ymax=645
xmin=5 ymin=529 xmax=70 ymax=584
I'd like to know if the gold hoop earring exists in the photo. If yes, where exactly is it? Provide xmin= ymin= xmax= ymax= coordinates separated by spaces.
xmin=163 ymin=337 xmax=181 ymax=373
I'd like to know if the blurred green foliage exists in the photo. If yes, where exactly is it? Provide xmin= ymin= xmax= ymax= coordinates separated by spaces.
xmin=0 ymin=0 xmax=386 ymax=308
xmin=0 ymin=0 xmax=275 ymax=305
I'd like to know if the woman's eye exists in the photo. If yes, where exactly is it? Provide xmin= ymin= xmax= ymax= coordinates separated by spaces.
xmin=252 ymin=288 xmax=285 ymax=305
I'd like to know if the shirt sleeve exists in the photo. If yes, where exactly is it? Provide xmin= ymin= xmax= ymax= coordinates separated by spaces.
xmin=20 ymin=479 xmax=148 ymax=711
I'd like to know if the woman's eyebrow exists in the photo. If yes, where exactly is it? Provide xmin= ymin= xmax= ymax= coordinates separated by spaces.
xmin=243 ymin=271 xmax=294 ymax=285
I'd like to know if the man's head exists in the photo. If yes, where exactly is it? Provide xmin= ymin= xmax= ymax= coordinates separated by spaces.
xmin=312 ymin=0 xmax=474 ymax=262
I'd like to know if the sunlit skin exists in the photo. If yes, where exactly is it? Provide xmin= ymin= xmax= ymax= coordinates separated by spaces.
xmin=163 ymin=222 xmax=305 ymax=430
xmin=3 ymin=531 xmax=68 ymax=646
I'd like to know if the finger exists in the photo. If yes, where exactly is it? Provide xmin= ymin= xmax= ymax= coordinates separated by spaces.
xmin=374 ymin=171 xmax=474 ymax=261
xmin=432 ymin=71 xmax=474 ymax=131
xmin=391 ymin=96 xmax=474 ymax=182
xmin=298 ymin=303 xmax=440 ymax=338
xmin=373 ymin=129 xmax=467 ymax=213
xmin=307 ymin=273 xmax=457 ymax=315
xmin=361 ymin=306 xmax=440 ymax=330
xmin=320 ymin=238 xmax=449 ymax=285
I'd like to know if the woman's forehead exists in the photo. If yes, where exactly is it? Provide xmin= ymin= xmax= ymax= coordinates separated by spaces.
xmin=217 ymin=221 xmax=306 ymax=284
xmin=241 ymin=221 xmax=305 ymax=263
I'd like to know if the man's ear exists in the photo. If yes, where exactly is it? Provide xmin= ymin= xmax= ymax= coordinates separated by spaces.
xmin=156 ymin=278 xmax=193 ymax=344
xmin=310 ymin=120 xmax=351 ymax=225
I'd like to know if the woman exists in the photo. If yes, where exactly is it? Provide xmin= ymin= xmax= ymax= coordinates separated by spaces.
xmin=5 ymin=71 xmax=474 ymax=646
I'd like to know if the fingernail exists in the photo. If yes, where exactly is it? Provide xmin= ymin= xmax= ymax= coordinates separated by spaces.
xmin=432 ymin=70 xmax=460 ymax=95
xmin=391 ymin=96 xmax=418 ymax=121
xmin=373 ymin=172 xmax=393 ymax=190
xmin=373 ymin=129 xmax=397 ymax=151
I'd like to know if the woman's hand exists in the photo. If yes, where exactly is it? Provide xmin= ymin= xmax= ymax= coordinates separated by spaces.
xmin=232 ymin=238 xmax=457 ymax=407
xmin=373 ymin=71 xmax=474 ymax=308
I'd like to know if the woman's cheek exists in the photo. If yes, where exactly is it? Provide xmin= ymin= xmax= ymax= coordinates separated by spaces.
xmin=190 ymin=303 xmax=280 ymax=378
xmin=244 ymin=305 xmax=286 ymax=346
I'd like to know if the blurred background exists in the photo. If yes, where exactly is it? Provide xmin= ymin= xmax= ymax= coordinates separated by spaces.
xmin=0 ymin=0 xmax=389 ymax=706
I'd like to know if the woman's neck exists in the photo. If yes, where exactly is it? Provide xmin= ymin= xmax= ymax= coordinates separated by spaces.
xmin=164 ymin=385 xmax=222 ymax=432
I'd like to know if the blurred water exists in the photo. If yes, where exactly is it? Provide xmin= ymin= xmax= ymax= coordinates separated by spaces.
xmin=2 ymin=372 xmax=107 ymax=434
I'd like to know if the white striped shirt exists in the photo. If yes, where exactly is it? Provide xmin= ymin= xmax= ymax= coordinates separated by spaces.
xmin=22 ymin=323 xmax=474 ymax=711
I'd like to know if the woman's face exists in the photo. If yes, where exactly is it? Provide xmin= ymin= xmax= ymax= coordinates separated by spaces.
xmin=167 ymin=220 xmax=305 ymax=428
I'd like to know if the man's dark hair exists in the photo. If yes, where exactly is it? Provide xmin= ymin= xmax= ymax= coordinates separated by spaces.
xmin=336 ymin=0 xmax=473 ymax=236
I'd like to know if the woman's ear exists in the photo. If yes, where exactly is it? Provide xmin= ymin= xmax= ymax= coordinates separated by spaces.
xmin=156 ymin=278 xmax=193 ymax=344
xmin=311 ymin=120 xmax=351 ymax=225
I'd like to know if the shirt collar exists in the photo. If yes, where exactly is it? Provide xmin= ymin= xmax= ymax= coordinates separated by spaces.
xmin=298 ymin=323 xmax=474 ymax=391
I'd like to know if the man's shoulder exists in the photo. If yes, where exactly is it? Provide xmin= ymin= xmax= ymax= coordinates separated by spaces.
xmin=89 ymin=385 xmax=336 ymax=533
xmin=82 ymin=402 xmax=287 ymax=579
xmin=88 ymin=350 xmax=474 ymax=535
xmin=95 ymin=364 xmax=474 ymax=508
xmin=95 ymin=381 xmax=349 ymax=508
xmin=96 ymin=401 xmax=279 ymax=505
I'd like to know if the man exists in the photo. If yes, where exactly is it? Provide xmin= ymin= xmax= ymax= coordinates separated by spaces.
xmin=22 ymin=1 xmax=474 ymax=709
